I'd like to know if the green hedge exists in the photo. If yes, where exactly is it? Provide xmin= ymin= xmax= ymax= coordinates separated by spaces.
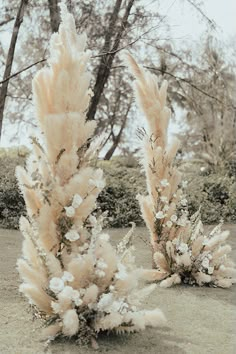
xmin=0 ymin=149 xmax=235 ymax=229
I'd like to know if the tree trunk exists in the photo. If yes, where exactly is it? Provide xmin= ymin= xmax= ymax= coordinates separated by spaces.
xmin=87 ymin=0 xmax=134 ymax=121
xmin=48 ymin=0 xmax=60 ymax=33
xmin=0 ymin=0 xmax=28 ymax=141
xmin=104 ymin=102 xmax=131 ymax=160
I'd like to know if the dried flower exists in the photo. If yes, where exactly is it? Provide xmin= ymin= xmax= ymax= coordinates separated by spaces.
xmin=180 ymin=199 xmax=188 ymax=207
xmin=65 ymin=229 xmax=80 ymax=241
xmin=166 ymin=221 xmax=172 ymax=228
xmin=170 ymin=214 xmax=177 ymax=222
xmin=65 ymin=206 xmax=75 ymax=218
xmin=160 ymin=196 xmax=168 ymax=203
xmin=202 ymin=258 xmax=210 ymax=269
xmin=155 ymin=211 xmax=165 ymax=219
xmin=160 ymin=179 xmax=169 ymax=187
xmin=62 ymin=271 xmax=74 ymax=282
xmin=72 ymin=194 xmax=83 ymax=208
xmin=177 ymin=243 xmax=188 ymax=254
xmin=49 ymin=277 xmax=64 ymax=294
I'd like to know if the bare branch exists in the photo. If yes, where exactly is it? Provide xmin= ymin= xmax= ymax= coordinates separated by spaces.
xmin=0 ymin=17 xmax=14 ymax=27
xmin=0 ymin=0 xmax=28 ymax=141
xmin=0 ymin=58 xmax=46 ymax=85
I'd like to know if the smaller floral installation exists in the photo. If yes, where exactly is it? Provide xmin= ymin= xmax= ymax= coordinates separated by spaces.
xmin=125 ymin=53 xmax=236 ymax=288
xmin=16 ymin=4 xmax=166 ymax=347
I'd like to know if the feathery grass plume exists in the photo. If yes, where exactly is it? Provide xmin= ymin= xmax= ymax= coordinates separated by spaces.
xmin=16 ymin=4 xmax=166 ymax=347
xmin=125 ymin=53 xmax=236 ymax=288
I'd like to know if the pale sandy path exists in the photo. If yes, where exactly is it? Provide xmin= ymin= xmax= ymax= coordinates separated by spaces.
xmin=0 ymin=226 xmax=235 ymax=354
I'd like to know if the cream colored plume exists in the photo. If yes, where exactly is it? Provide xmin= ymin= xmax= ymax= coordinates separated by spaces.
xmin=16 ymin=4 xmax=165 ymax=346
xmin=126 ymin=53 xmax=235 ymax=288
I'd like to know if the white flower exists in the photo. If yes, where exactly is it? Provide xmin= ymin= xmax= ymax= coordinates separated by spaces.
xmin=155 ymin=211 xmax=165 ymax=219
xmin=97 ymin=258 xmax=108 ymax=270
xmin=180 ymin=199 xmax=188 ymax=207
xmin=173 ymin=193 xmax=177 ymax=198
xmin=65 ymin=229 xmax=80 ymax=242
xmin=51 ymin=301 xmax=61 ymax=314
xmin=59 ymin=286 xmax=74 ymax=299
xmin=166 ymin=220 xmax=173 ymax=228
xmin=160 ymin=196 xmax=168 ymax=203
xmin=182 ymin=181 xmax=188 ymax=189
xmin=160 ymin=179 xmax=169 ymax=187
xmin=65 ymin=206 xmax=75 ymax=218
xmin=109 ymin=285 xmax=115 ymax=291
xmin=170 ymin=214 xmax=178 ymax=222
xmin=97 ymin=293 xmax=113 ymax=311
xmin=208 ymin=266 xmax=214 ymax=274
xmin=95 ymin=270 xmax=106 ymax=278
xmin=62 ymin=271 xmax=74 ymax=282
xmin=72 ymin=290 xmax=83 ymax=306
xmin=178 ymin=243 xmax=188 ymax=254
xmin=72 ymin=194 xmax=83 ymax=208
xmin=115 ymin=263 xmax=128 ymax=280
xmin=177 ymin=218 xmax=187 ymax=227
xmin=49 ymin=277 xmax=64 ymax=294
xmin=163 ymin=205 xmax=169 ymax=211
xmin=202 ymin=258 xmax=210 ymax=269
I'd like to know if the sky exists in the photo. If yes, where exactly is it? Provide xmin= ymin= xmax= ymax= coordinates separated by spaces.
xmin=0 ymin=0 xmax=236 ymax=147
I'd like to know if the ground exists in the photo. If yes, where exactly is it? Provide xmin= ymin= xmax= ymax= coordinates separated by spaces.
xmin=0 ymin=225 xmax=235 ymax=354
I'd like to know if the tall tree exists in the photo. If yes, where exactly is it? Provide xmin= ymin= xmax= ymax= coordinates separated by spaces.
xmin=0 ymin=0 xmax=28 ymax=141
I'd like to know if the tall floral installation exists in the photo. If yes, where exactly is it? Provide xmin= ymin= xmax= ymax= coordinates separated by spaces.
xmin=125 ymin=53 xmax=236 ymax=288
xmin=16 ymin=5 xmax=166 ymax=347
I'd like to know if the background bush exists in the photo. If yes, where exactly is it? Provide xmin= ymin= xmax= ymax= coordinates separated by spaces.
xmin=0 ymin=148 xmax=235 ymax=229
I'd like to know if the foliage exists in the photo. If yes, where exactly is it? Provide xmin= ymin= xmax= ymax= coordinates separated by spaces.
xmin=97 ymin=157 xmax=145 ymax=227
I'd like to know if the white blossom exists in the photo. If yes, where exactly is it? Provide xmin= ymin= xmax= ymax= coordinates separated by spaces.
xmin=163 ymin=205 xmax=169 ymax=211
xmin=155 ymin=211 xmax=165 ymax=219
xmin=65 ymin=229 xmax=80 ymax=242
xmin=160 ymin=179 xmax=169 ymax=187
xmin=109 ymin=285 xmax=115 ymax=291
xmin=99 ymin=233 xmax=110 ymax=242
xmin=208 ymin=266 xmax=214 ymax=274
xmin=202 ymin=258 xmax=210 ymax=269
xmin=65 ymin=206 xmax=75 ymax=218
xmin=97 ymin=293 xmax=113 ymax=311
xmin=72 ymin=194 xmax=83 ymax=208
xmin=95 ymin=270 xmax=106 ymax=278
xmin=178 ymin=243 xmax=188 ymax=254
xmin=180 ymin=198 xmax=188 ymax=207
xmin=166 ymin=220 xmax=173 ymax=228
xmin=170 ymin=214 xmax=177 ymax=222
xmin=49 ymin=277 xmax=64 ymax=294
xmin=115 ymin=263 xmax=128 ymax=280
xmin=160 ymin=196 xmax=168 ymax=203
xmin=62 ymin=271 xmax=74 ymax=282
xmin=182 ymin=181 xmax=188 ymax=189
xmin=51 ymin=301 xmax=61 ymax=314
xmin=97 ymin=258 xmax=108 ymax=270
xmin=72 ymin=290 xmax=83 ymax=306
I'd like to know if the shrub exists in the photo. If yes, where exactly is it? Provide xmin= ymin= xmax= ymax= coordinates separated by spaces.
xmin=97 ymin=157 xmax=145 ymax=227
xmin=0 ymin=150 xmax=235 ymax=229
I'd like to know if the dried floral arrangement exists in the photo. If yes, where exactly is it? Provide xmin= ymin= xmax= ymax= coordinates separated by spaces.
xmin=125 ymin=53 xmax=236 ymax=288
xmin=16 ymin=5 xmax=166 ymax=347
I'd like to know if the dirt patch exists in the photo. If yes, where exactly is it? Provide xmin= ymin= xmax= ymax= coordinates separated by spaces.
xmin=0 ymin=225 xmax=236 ymax=354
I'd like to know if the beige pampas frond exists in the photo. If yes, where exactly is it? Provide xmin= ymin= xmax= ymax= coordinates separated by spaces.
xmin=126 ymin=54 xmax=235 ymax=288
xmin=16 ymin=4 xmax=165 ymax=346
